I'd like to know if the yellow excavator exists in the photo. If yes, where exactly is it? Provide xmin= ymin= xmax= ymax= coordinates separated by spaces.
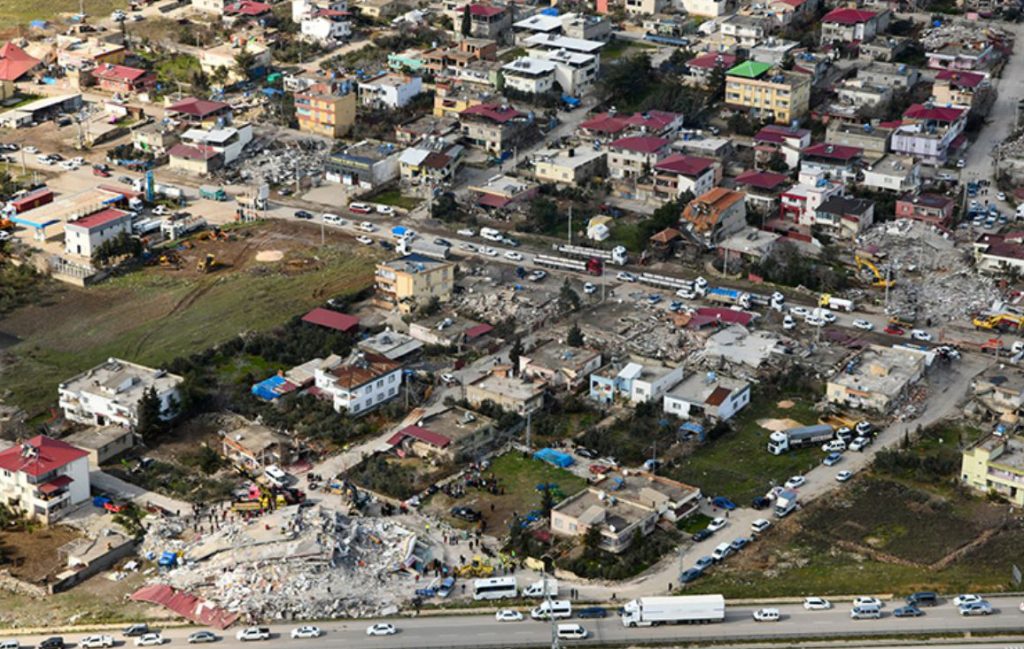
xmin=854 ymin=254 xmax=895 ymax=288
xmin=197 ymin=253 xmax=219 ymax=273
xmin=972 ymin=313 xmax=1024 ymax=331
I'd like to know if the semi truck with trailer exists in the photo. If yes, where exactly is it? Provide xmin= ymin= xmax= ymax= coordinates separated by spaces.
xmin=396 ymin=236 xmax=450 ymax=260
xmin=767 ymin=424 xmax=834 ymax=455
xmin=554 ymin=243 xmax=628 ymax=266
xmin=621 ymin=595 xmax=726 ymax=627
xmin=534 ymin=254 xmax=603 ymax=276
xmin=819 ymin=293 xmax=855 ymax=312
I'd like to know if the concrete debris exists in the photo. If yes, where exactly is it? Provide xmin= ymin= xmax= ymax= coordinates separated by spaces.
xmin=141 ymin=504 xmax=435 ymax=622
xmin=225 ymin=136 xmax=333 ymax=188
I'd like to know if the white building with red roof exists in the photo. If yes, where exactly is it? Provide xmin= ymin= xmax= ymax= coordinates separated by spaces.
xmin=607 ymin=135 xmax=670 ymax=179
xmin=0 ymin=435 xmax=90 ymax=523
xmin=651 ymin=153 xmax=717 ymax=201
xmin=891 ymin=103 xmax=967 ymax=165
xmin=685 ymin=52 xmax=736 ymax=84
xmin=64 ymin=207 xmax=133 ymax=259
xmin=820 ymin=7 xmax=889 ymax=45
xmin=799 ymin=142 xmax=863 ymax=183
xmin=578 ymin=109 xmax=683 ymax=140
xmin=0 ymin=42 xmax=41 ymax=85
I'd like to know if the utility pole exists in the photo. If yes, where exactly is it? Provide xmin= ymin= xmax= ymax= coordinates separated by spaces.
xmin=544 ymin=572 xmax=559 ymax=649
xmin=525 ymin=411 xmax=532 ymax=450
xmin=567 ymin=204 xmax=572 ymax=245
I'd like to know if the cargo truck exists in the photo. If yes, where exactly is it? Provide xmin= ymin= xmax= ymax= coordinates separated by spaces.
xmin=522 ymin=579 xmax=558 ymax=598
xmin=554 ymin=243 xmax=628 ymax=266
xmin=639 ymin=273 xmax=695 ymax=292
xmin=396 ymin=236 xmax=450 ymax=260
xmin=705 ymin=287 xmax=751 ymax=309
xmin=774 ymin=490 xmax=798 ymax=518
xmin=534 ymin=254 xmax=603 ymax=276
xmin=767 ymin=424 xmax=834 ymax=455
xmin=621 ymin=595 xmax=726 ymax=627
xmin=199 ymin=185 xmax=227 ymax=201
xmin=819 ymin=293 xmax=855 ymax=312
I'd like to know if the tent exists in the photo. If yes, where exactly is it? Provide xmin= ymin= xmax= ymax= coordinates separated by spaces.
xmin=533 ymin=448 xmax=573 ymax=468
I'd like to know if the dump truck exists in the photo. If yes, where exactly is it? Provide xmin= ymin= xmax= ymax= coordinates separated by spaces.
xmin=705 ymin=287 xmax=751 ymax=309
xmin=199 ymin=185 xmax=227 ymax=201
xmin=767 ymin=424 xmax=833 ymax=455
xmin=534 ymin=254 xmax=603 ymax=276
xmin=554 ymin=243 xmax=628 ymax=266
xmin=620 ymin=595 xmax=726 ymax=627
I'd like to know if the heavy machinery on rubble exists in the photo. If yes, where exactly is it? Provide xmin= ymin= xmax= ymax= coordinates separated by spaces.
xmin=972 ymin=312 xmax=1024 ymax=331
xmin=456 ymin=556 xmax=495 ymax=578
xmin=854 ymin=254 xmax=895 ymax=288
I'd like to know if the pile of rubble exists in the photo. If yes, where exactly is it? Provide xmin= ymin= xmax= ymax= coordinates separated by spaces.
xmin=454 ymin=282 xmax=563 ymax=328
xmin=230 ymin=136 xmax=333 ymax=187
xmin=143 ymin=505 xmax=431 ymax=621
xmin=860 ymin=220 xmax=998 ymax=324
xmin=920 ymin=21 xmax=1011 ymax=51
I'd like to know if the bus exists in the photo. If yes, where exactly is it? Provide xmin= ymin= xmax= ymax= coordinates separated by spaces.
xmin=473 ymin=576 xmax=517 ymax=601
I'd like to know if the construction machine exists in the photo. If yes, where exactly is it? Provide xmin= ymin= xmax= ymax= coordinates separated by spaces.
xmin=159 ymin=251 xmax=182 ymax=269
xmin=854 ymin=254 xmax=895 ymax=288
xmin=972 ymin=313 xmax=1024 ymax=331
xmin=456 ymin=556 xmax=495 ymax=578
xmin=0 ymin=216 xmax=14 ymax=231
xmin=197 ymin=254 xmax=219 ymax=273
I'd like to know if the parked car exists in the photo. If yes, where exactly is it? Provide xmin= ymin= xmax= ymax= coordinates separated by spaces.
xmin=356 ymin=235 xmax=373 ymax=245
xmin=616 ymin=271 xmax=637 ymax=282
xmin=123 ymin=626 xmax=150 ymax=638
xmin=906 ymin=591 xmax=938 ymax=607
xmin=451 ymin=506 xmax=481 ymax=522
xmin=504 ymin=251 xmax=524 ymax=261
xmin=187 ymin=631 xmax=218 ymax=644
xmin=495 ymin=610 xmax=523 ymax=622
xmin=751 ymin=496 xmax=771 ymax=510
xmin=822 ymin=439 xmax=846 ymax=453
xmin=134 ymin=634 xmax=164 ymax=647
xmin=366 ymin=624 xmax=396 ymax=636
xmin=706 ymin=517 xmax=728 ymax=532
xmin=852 ymin=319 xmax=874 ymax=330
xmin=893 ymin=606 xmax=924 ymax=618
xmin=836 ymin=470 xmax=854 ymax=482
xmin=321 ymin=213 xmax=346 ymax=225
xmin=782 ymin=315 xmax=796 ymax=330
xmin=576 ymin=447 xmax=597 ymax=459
xmin=803 ymin=597 xmax=832 ymax=610
xmin=694 ymin=555 xmax=714 ymax=570
xmin=480 ymin=247 xmax=498 ymax=257
xmin=80 ymin=636 xmax=114 ymax=648
xmin=529 ymin=270 xmax=547 ymax=282
xmin=823 ymin=452 xmax=842 ymax=466
xmin=751 ymin=518 xmax=771 ymax=534
xmin=434 ymin=238 xmax=452 ymax=247
xmin=910 ymin=329 xmax=932 ymax=341
xmin=784 ymin=475 xmax=806 ymax=489
xmin=40 ymin=639 xmax=64 ymax=649
xmin=348 ymin=203 xmax=372 ymax=214
xmin=440 ymin=373 xmax=457 ymax=385
xmin=679 ymin=568 xmax=703 ymax=584
xmin=884 ymin=325 xmax=905 ymax=336
xmin=849 ymin=436 xmax=871 ymax=452
xmin=712 ymin=496 xmax=736 ymax=510
xmin=855 ymin=421 xmax=874 ymax=436
xmin=691 ymin=529 xmax=713 ymax=542
xmin=588 ymin=463 xmax=611 ymax=475
xmin=953 ymin=594 xmax=984 ymax=607
xmin=583 ymin=282 xmax=597 ymax=294
xmin=853 ymin=597 xmax=883 ymax=608
xmin=375 ymin=205 xmax=394 ymax=215
xmin=576 ymin=607 xmax=607 ymax=619
xmin=290 ymin=626 xmax=321 ymax=639
xmin=293 ymin=210 xmax=314 ymax=220
xmin=729 ymin=537 xmax=749 ymax=551
xmin=457 ymin=228 xmax=476 ymax=237
xmin=93 ymin=166 xmax=111 ymax=177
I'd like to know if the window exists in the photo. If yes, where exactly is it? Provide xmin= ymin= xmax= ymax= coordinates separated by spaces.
xmin=376 ymin=380 xmax=383 ymax=388
xmin=389 ymin=387 xmax=396 ymax=396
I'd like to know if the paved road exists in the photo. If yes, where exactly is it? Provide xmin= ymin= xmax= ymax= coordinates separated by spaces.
xmin=4 ymin=596 xmax=1023 ymax=649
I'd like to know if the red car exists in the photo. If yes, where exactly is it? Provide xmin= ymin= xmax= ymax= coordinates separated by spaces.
xmin=884 ymin=325 xmax=904 ymax=336
xmin=92 ymin=167 xmax=111 ymax=177
xmin=589 ymin=464 xmax=611 ymax=475
xmin=348 ymin=202 xmax=373 ymax=214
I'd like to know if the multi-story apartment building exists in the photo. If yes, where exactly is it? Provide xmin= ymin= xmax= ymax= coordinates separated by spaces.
xmin=313 ymin=352 xmax=403 ymax=416
xmin=59 ymin=358 xmax=183 ymax=429
xmin=725 ymin=61 xmax=810 ymax=125
xmin=295 ymin=82 xmax=357 ymax=138
xmin=961 ymin=434 xmax=1024 ymax=506
xmin=0 ymin=436 xmax=91 ymax=524
xmin=375 ymin=254 xmax=455 ymax=313
xmin=890 ymin=103 xmax=967 ymax=165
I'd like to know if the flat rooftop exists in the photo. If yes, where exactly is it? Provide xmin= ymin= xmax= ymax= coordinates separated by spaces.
xmin=61 ymin=358 xmax=183 ymax=405
xmin=379 ymin=253 xmax=451 ymax=273
xmin=534 ymin=146 xmax=605 ymax=168
xmin=705 ymin=325 xmax=782 ymax=368
xmin=357 ymin=329 xmax=423 ymax=360
xmin=667 ymin=372 xmax=749 ymax=406
xmin=524 ymin=33 xmax=604 ymax=53
xmin=979 ymin=435 xmax=1024 ymax=470
xmin=553 ymin=487 xmax=652 ymax=528
xmin=469 ymin=373 xmax=546 ymax=401
xmin=63 ymin=425 xmax=131 ymax=451
xmin=830 ymin=344 xmax=925 ymax=395
xmin=419 ymin=406 xmax=494 ymax=444
xmin=524 ymin=342 xmax=600 ymax=374
xmin=594 ymin=471 xmax=699 ymax=508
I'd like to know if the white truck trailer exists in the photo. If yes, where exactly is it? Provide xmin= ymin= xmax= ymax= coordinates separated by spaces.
xmin=554 ymin=243 xmax=628 ymax=266
xmin=767 ymin=424 xmax=834 ymax=455
xmin=621 ymin=595 xmax=726 ymax=627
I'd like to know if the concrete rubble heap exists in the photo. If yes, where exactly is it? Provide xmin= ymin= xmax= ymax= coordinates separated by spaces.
xmin=143 ymin=505 xmax=423 ymax=621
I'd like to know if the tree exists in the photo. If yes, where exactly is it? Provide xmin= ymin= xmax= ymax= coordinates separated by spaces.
xmin=766 ymin=150 xmax=788 ymax=172
xmin=559 ymin=279 xmax=580 ymax=312
xmin=136 ymin=386 xmax=164 ymax=443
xmin=460 ymin=5 xmax=471 ymax=37
xmin=566 ymin=322 xmax=584 ymax=347
xmin=234 ymin=43 xmax=257 ymax=82
xmin=597 ymin=52 xmax=654 ymax=105
xmin=211 ymin=65 xmax=230 ymax=87
xmin=583 ymin=524 xmax=602 ymax=552
xmin=539 ymin=484 xmax=555 ymax=515
xmin=509 ymin=336 xmax=524 ymax=375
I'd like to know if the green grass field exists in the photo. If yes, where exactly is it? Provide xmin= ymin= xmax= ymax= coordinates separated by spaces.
xmin=0 ymin=0 xmax=127 ymax=28
xmin=0 ymin=245 xmax=375 ymax=416
xmin=372 ymin=189 xmax=422 ymax=210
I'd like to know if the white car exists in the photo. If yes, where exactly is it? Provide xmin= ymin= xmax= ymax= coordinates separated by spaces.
xmin=348 ymin=202 xmax=373 ymax=214
xmin=290 ymin=626 xmax=321 ymax=639
xmin=751 ymin=518 xmax=771 ymax=534
xmin=235 ymin=628 xmax=270 ymax=642
xmin=822 ymin=439 xmax=846 ymax=453
xmin=583 ymin=282 xmax=597 ymax=294
xmin=849 ymin=436 xmax=871 ymax=452
xmin=366 ymin=624 xmax=396 ymax=637
xmin=72 ymin=156 xmax=85 ymax=165
xmin=790 ymin=306 xmax=810 ymax=318
xmin=152 ymin=205 xmax=170 ymax=216
xmin=504 ymin=251 xmax=524 ymax=261
xmin=529 ymin=270 xmax=547 ymax=282
xmin=805 ymin=315 xmax=825 ymax=327
xmin=134 ymin=634 xmax=164 ymax=647
xmin=782 ymin=315 xmax=796 ymax=330
xmin=853 ymin=597 xmax=883 ymax=608
xmin=37 ymin=154 xmax=53 ymax=165
xmin=495 ymin=609 xmax=523 ymax=622
xmin=997 ymin=192 xmax=1007 ymax=201
xmin=804 ymin=597 xmax=832 ymax=610
xmin=480 ymin=247 xmax=498 ymax=257
xmin=457 ymin=228 xmax=476 ymax=237
xmin=80 ymin=636 xmax=114 ymax=648
xmin=953 ymin=594 xmax=983 ymax=607
xmin=753 ymin=608 xmax=780 ymax=622
xmin=617 ymin=271 xmax=637 ymax=282
xmin=784 ymin=475 xmax=806 ymax=489
xmin=910 ymin=329 xmax=932 ymax=341
xmin=0 ymin=231 xmax=11 ymax=242
xmin=852 ymin=319 xmax=874 ymax=331
xmin=836 ymin=470 xmax=854 ymax=482
xmin=956 ymin=158 xmax=966 ymax=168
xmin=440 ymin=373 xmax=456 ymax=385
xmin=321 ymin=213 xmax=346 ymax=225
xmin=24 ymin=146 xmax=38 ymax=154
xmin=706 ymin=517 xmax=728 ymax=532
xmin=820 ymin=310 xmax=836 ymax=323
xmin=676 ymin=289 xmax=697 ymax=299
xmin=376 ymin=205 xmax=395 ymax=215
xmin=356 ymin=235 xmax=373 ymax=245
xmin=460 ymin=243 xmax=477 ymax=252
xmin=60 ymin=160 xmax=79 ymax=171
xmin=359 ymin=221 xmax=376 ymax=232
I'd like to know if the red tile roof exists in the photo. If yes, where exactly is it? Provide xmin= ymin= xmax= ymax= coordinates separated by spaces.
xmin=66 ymin=206 xmax=131 ymax=231
xmin=478 ymin=193 xmax=512 ymax=208
xmin=935 ymin=69 xmax=986 ymax=88
xmin=0 ymin=42 xmax=39 ymax=82
xmin=609 ymin=135 xmax=668 ymax=154
xmin=902 ymin=103 xmax=964 ymax=122
xmin=469 ymin=4 xmax=505 ymax=16
xmin=705 ymin=385 xmax=732 ymax=406
xmin=461 ymin=102 xmax=524 ymax=123
xmin=167 ymin=97 xmax=231 ymax=118
xmin=131 ymin=585 xmax=239 ymax=630
xmin=580 ymin=110 xmax=680 ymax=135
xmin=302 ymin=307 xmax=360 ymax=332
xmin=736 ymin=170 xmax=790 ymax=190
xmin=755 ymin=124 xmax=809 ymax=143
xmin=655 ymin=153 xmax=714 ymax=177
xmin=38 ymin=474 xmax=74 ymax=495
xmin=686 ymin=52 xmax=737 ymax=70
xmin=775 ymin=0 xmax=807 ymax=7
xmin=465 ymin=323 xmax=494 ymax=339
xmin=0 ymin=435 xmax=88 ymax=477
xmin=169 ymin=143 xmax=220 ymax=161
xmin=822 ymin=7 xmax=877 ymax=24
xmin=224 ymin=0 xmax=271 ymax=15
xmin=92 ymin=63 xmax=150 ymax=83
xmin=694 ymin=307 xmax=754 ymax=326
xmin=802 ymin=142 xmax=862 ymax=161
xmin=387 ymin=425 xmax=452 ymax=449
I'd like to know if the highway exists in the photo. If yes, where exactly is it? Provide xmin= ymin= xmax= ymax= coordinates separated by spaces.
xmin=4 ymin=597 xmax=1024 ymax=649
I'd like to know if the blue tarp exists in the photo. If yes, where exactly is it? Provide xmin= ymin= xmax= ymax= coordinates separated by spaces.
xmin=540 ymin=7 xmax=559 ymax=14
xmin=252 ymin=375 xmax=288 ymax=401
xmin=533 ymin=448 xmax=573 ymax=468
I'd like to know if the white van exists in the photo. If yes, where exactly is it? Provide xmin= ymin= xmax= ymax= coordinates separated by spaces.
xmin=556 ymin=624 xmax=587 ymax=640
xmin=480 ymin=227 xmax=503 ymax=242
xmin=322 ymin=213 xmax=346 ymax=225
xmin=264 ymin=465 xmax=288 ymax=487
xmin=850 ymin=604 xmax=881 ymax=620
xmin=712 ymin=542 xmax=734 ymax=562
xmin=1 ymin=640 xmax=21 ymax=649
xmin=531 ymin=600 xmax=572 ymax=620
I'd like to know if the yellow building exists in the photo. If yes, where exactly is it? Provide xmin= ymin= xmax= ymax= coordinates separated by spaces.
xmin=295 ymin=84 xmax=356 ymax=138
xmin=375 ymin=254 xmax=455 ymax=313
xmin=961 ymin=434 xmax=1024 ymax=505
xmin=433 ymin=83 xmax=484 ymax=118
xmin=725 ymin=61 xmax=810 ymax=125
